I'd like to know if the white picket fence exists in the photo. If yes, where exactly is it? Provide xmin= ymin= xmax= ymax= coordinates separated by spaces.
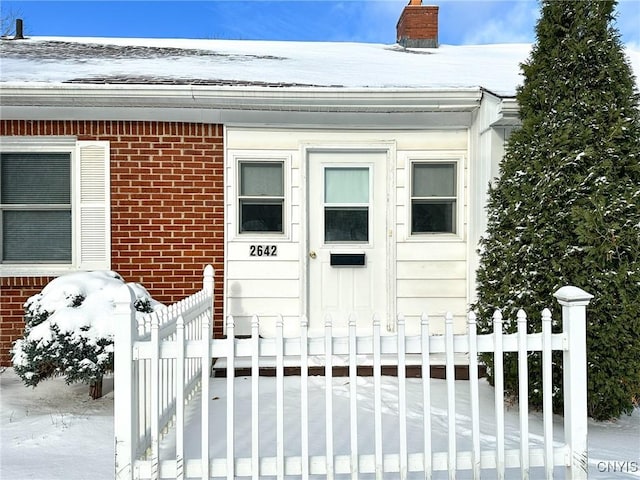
xmin=114 ymin=265 xmax=592 ymax=480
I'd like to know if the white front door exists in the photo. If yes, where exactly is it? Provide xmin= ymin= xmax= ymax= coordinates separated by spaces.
xmin=308 ymin=150 xmax=388 ymax=332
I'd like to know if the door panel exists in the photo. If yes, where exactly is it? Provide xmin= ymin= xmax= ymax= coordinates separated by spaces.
xmin=308 ymin=150 xmax=387 ymax=333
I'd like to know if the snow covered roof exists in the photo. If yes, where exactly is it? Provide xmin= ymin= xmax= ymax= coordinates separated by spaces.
xmin=1 ymin=36 xmax=638 ymax=120
xmin=0 ymin=36 xmax=559 ymax=96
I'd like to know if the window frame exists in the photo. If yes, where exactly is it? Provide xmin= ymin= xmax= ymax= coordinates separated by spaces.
xmin=0 ymin=137 xmax=110 ymax=276
xmin=1 ymin=151 xmax=73 ymax=264
xmin=409 ymin=158 xmax=462 ymax=238
xmin=322 ymin=165 xmax=372 ymax=245
xmin=236 ymin=158 xmax=287 ymax=237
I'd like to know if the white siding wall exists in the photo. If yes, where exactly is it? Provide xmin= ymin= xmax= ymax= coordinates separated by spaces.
xmin=395 ymin=132 xmax=468 ymax=334
xmin=468 ymin=94 xmax=518 ymax=306
xmin=225 ymin=144 xmax=303 ymax=335
xmin=225 ymin=128 xmax=469 ymax=335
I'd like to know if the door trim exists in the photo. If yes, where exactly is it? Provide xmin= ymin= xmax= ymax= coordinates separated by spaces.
xmin=302 ymin=143 xmax=397 ymax=331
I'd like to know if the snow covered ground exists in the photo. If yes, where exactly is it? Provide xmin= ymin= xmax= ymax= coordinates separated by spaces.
xmin=1 ymin=367 xmax=638 ymax=480
xmin=1 ymin=368 xmax=114 ymax=479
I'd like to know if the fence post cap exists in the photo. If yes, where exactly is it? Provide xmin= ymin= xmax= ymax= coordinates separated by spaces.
xmin=553 ymin=286 xmax=593 ymax=305
xmin=202 ymin=264 xmax=214 ymax=293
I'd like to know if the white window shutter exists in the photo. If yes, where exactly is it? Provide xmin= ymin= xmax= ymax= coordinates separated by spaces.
xmin=76 ymin=141 xmax=110 ymax=270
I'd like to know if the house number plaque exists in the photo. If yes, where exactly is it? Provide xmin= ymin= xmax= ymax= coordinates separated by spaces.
xmin=249 ymin=245 xmax=278 ymax=257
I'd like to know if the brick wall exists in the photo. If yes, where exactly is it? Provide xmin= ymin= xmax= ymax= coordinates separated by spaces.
xmin=0 ymin=120 xmax=225 ymax=366
xmin=0 ymin=276 xmax=55 ymax=365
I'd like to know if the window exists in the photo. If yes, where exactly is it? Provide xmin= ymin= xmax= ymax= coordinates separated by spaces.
xmin=1 ymin=153 xmax=72 ymax=262
xmin=238 ymin=161 xmax=284 ymax=233
xmin=0 ymin=138 xmax=110 ymax=274
xmin=324 ymin=167 xmax=369 ymax=243
xmin=411 ymin=162 xmax=457 ymax=234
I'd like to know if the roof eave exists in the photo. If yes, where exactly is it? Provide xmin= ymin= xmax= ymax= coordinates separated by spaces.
xmin=491 ymin=97 xmax=521 ymax=127
xmin=0 ymin=84 xmax=483 ymax=114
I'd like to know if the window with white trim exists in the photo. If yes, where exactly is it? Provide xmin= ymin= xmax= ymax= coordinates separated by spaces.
xmin=238 ymin=161 xmax=284 ymax=234
xmin=0 ymin=138 xmax=110 ymax=274
xmin=324 ymin=166 xmax=370 ymax=243
xmin=1 ymin=152 xmax=72 ymax=262
xmin=411 ymin=161 xmax=457 ymax=234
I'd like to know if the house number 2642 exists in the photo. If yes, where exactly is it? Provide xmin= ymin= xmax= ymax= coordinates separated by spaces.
xmin=249 ymin=245 xmax=277 ymax=257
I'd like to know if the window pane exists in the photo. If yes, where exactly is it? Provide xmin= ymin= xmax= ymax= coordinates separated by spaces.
xmin=240 ymin=200 xmax=283 ymax=233
xmin=325 ymin=207 xmax=368 ymax=242
xmin=412 ymin=163 xmax=456 ymax=197
xmin=325 ymin=168 xmax=369 ymax=204
xmin=412 ymin=200 xmax=456 ymax=233
xmin=240 ymin=163 xmax=283 ymax=196
xmin=3 ymin=210 xmax=72 ymax=262
xmin=1 ymin=153 xmax=71 ymax=204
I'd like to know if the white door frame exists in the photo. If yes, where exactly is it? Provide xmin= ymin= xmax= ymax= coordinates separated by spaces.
xmin=301 ymin=143 xmax=397 ymax=332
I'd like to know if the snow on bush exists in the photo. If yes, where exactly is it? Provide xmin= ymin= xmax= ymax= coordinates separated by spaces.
xmin=12 ymin=271 xmax=163 ymax=389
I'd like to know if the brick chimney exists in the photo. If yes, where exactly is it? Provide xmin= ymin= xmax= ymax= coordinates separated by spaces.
xmin=396 ymin=1 xmax=439 ymax=48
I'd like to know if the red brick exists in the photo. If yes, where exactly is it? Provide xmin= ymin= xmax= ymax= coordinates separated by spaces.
xmin=0 ymin=120 xmax=224 ymax=366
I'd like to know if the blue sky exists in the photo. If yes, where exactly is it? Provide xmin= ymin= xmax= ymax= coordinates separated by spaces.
xmin=1 ymin=1 xmax=639 ymax=46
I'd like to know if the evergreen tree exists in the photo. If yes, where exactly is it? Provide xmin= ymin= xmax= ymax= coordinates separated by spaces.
xmin=473 ymin=0 xmax=640 ymax=420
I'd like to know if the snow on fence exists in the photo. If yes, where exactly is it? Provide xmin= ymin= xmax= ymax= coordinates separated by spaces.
xmin=114 ymin=265 xmax=592 ymax=480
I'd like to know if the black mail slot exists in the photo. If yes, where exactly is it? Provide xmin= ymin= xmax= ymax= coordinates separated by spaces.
xmin=330 ymin=253 xmax=366 ymax=267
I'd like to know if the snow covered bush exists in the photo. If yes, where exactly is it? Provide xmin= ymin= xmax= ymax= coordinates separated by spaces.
xmin=473 ymin=0 xmax=640 ymax=420
xmin=12 ymin=271 xmax=163 ymax=399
